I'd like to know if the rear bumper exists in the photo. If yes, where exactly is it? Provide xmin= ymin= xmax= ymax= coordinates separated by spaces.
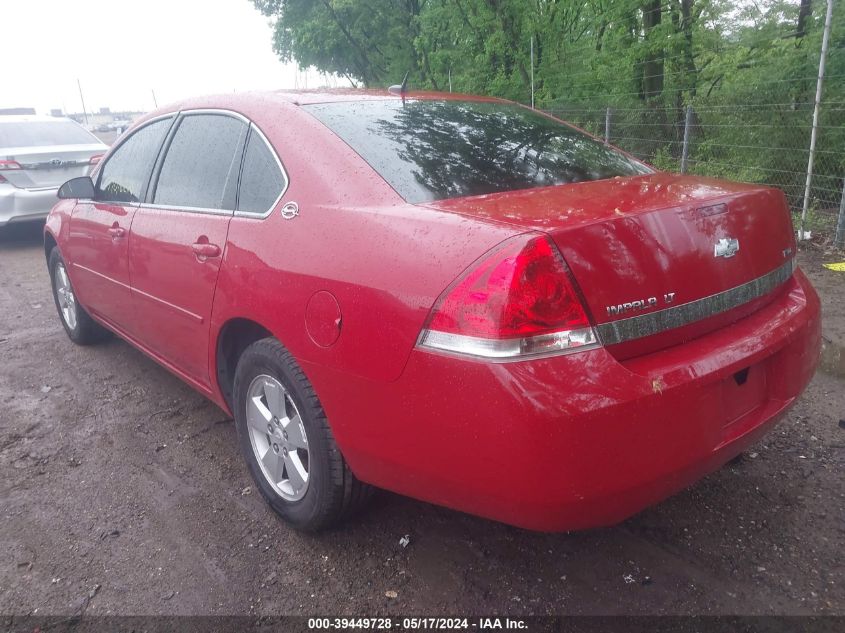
xmin=0 ymin=185 xmax=57 ymax=227
xmin=310 ymin=268 xmax=821 ymax=531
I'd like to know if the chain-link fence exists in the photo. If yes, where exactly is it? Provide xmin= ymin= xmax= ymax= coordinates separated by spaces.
xmin=536 ymin=0 xmax=845 ymax=248
xmin=545 ymin=100 xmax=845 ymax=244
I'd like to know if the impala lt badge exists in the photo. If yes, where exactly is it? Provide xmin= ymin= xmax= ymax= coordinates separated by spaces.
xmin=714 ymin=237 xmax=740 ymax=258
xmin=606 ymin=292 xmax=676 ymax=317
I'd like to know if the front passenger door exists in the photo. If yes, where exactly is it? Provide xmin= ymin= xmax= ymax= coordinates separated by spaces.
xmin=129 ymin=113 xmax=247 ymax=388
xmin=66 ymin=117 xmax=173 ymax=331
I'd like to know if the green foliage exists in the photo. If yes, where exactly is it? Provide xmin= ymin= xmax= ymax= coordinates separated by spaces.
xmin=252 ymin=0 xmax=845 ymax=213
xmin=250 ymin=1 xmax=841 ymax=103
xmin=251 ymin=0 xmax=425 ymax=87
xmin=650 ymin=146 xmax=681 ymax=172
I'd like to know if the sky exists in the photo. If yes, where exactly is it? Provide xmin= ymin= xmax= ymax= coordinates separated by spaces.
xmin=3 ymin=0 xmax=343 ymax=116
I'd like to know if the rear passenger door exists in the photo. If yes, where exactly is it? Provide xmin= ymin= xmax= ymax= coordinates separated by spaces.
xmin=129 ymin=112 xmax=247 ymax=388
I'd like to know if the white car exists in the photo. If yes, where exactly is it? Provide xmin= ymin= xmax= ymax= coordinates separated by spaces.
xmin=107 ymin=119 xmax=132 ymax=132
xmin=0 ymin=115 xmax=107 ymax=229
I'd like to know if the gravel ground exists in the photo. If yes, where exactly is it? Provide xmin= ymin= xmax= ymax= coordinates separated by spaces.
xmin=0 ymin=222 xmax=843 ymax=617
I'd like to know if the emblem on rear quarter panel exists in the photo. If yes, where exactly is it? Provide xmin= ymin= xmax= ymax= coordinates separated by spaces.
xmin=714 ymin=237 xmax=740 ymax=258
xmin=281 ymin=201 xmax=299 ymax=219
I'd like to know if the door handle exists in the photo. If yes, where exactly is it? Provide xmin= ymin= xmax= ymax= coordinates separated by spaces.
xmin=191 ymin=242 xmax=221 ymax=258
xmin=107 ymin=226 xmax=125 ymax=238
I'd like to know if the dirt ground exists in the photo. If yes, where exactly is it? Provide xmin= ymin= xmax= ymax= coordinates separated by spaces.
xmin=0 ymin=222 xmax=843 ymax=617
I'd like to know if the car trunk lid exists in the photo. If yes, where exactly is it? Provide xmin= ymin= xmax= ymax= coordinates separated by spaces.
xmin=425 ymin=174 xmax=797 ymax=359
xmin=1 ymin=144 xmax=104 ymax=189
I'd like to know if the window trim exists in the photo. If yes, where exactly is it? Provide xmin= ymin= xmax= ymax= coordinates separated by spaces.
xmin=144 ymin=108 xmax=250 ymax=215
xmin=92 ymin=113 xmax=176 ymax=205
xmin=92 ymin=107 xmax=289 ymax=217
xmin=234 ymin=123 xmax=289 ymax=219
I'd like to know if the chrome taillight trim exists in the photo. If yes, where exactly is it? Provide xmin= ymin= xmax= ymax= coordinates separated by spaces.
xmin=596 ymin=258 xmax=796 ymax=346
xmin=417 ymin=327 xmax=600 ymax=361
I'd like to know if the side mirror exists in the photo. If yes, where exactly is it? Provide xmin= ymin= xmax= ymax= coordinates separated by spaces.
xmin=57 ymin=176 xmax=95 ymax=200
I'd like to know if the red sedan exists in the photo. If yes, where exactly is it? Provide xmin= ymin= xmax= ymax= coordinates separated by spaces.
xmin=44 ymin=90 xmax=821 ymax=531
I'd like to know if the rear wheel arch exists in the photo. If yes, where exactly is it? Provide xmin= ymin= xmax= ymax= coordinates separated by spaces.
xmin=231 ymin=336 xmax=373 ymax=530
xmin=215 ymin=318 xmax=274 ymax=412
xmin=44 ymin=231 xmax=58 ymax=263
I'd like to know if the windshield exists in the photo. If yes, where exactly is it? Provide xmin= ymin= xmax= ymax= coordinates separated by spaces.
xmin=0 ymin=120 xmax=98 ymax=148
xmin=305 ymin=99 xmax=650 ymax=203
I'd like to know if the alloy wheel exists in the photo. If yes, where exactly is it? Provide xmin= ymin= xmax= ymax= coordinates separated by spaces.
xmin=54 ymin=262 xmax=78 ymax=331
xmin=246 ymin=374 xmax=310 ymax=501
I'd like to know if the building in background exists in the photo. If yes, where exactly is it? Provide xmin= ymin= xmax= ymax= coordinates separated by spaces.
xmin=0 ymin=108 xmax=37 ymax=115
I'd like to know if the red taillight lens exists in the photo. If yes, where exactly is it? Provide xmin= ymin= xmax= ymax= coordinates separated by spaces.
xmin=419 ymin=235 xmax=599 ymax=360
xmin=0 ymin=160 xmax=21 ymax=184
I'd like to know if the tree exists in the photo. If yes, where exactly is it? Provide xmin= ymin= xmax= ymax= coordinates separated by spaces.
xmin=251 ymin=0 xmax=430 ymax=87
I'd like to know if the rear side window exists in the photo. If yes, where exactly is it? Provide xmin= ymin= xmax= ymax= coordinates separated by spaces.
xmin=237 ymin=130 xmax=286 ymax=214
xmin=96 ymin=118 xmax=172 ymax=203
xmin=0 ymin=120 xmax=98 ymax=148
xmin=305 ymin=100 xmax=650 ymax=203
xmin=154 ymin=114 xmax=247 ymax=210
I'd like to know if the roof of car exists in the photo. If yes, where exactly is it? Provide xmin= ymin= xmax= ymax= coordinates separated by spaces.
xmin=160 ymin=88 xmax=507 ymax=110
xmin=0 ymin=114 xmax=77 ymax=123
xmin=134 ymin=89 xmax=513 ymax=131
xmin=267 ymin=88 xmax=507 ymax=106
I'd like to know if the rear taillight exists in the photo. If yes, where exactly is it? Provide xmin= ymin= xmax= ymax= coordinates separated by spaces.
xmin=418 ymin=234 xmax=599 ymax=360
xmin=0 ymin=160 xmax=22 ymax=184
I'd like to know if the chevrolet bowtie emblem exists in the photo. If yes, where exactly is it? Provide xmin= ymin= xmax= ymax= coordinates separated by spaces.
xmin=714 ymin=237 xmax=740 ymax=258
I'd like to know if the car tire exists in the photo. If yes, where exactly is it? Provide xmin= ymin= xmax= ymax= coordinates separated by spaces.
xmin=233 ymin=337 xmax=372 ymax=531
xmin=48 ymin=246 xmax=109 ymax=345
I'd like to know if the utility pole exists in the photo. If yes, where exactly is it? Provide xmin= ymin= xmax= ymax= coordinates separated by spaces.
xmin=530 ymin=36 xmax=535 ymax=109
xmin=76 ymin=78 xmax=89 ymax=127
xmin=800 ymin=0 xmax=834 ymax=240
xmin=681 ymin=105 xmax=693 ymax=173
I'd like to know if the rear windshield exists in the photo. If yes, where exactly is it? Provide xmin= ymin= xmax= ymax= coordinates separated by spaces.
xmin=305 ymin=99 xmax=650 ymax=203
xmin=0 ymin=120 xmax=98 ymax=148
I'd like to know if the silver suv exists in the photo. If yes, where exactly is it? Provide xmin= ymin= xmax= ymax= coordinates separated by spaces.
xmin=0 ymin=115 xmax=108 ymax=228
